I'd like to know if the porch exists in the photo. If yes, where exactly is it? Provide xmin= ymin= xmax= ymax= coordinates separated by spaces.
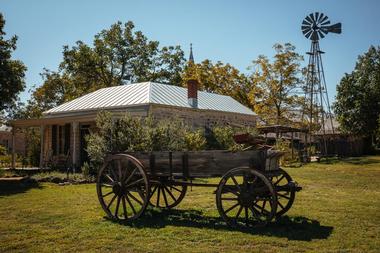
xmin=9 ymin=114 xmax=97 ymax=170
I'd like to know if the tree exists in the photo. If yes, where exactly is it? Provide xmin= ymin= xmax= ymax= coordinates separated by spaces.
xmin=0 ymin=13 xmax=27 ymax=116
xmin=25 ymin=21 xmax=185 ymax=117
xmin=250 ymin=43 xmax=304 ymax=125
xmin=334 ymin=46 xmax=380 ymax=141
xmin=181 ymin=59 xmax=254 ymax=109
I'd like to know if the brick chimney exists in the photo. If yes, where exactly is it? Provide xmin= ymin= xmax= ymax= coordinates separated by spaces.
xmin=187 ymin=79 xmax=198 ymax=108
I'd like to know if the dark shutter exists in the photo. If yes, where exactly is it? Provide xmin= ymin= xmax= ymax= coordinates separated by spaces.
xmin=64 ymin=124 xmax=71 ymax=154
xmin=52 ymin=125 xmax=57 ymax=155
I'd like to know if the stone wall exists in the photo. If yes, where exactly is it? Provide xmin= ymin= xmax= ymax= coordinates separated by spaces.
xmin=150 ymin=105 xmax=256 ymax=128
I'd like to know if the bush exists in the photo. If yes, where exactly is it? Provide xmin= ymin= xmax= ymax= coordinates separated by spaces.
xmin=0 ymin=145 xmax=7 ymax=156
xmin=274 ymin=138 xmax=299 ymax=166
xmin=86 ymin=111 xmax=259 ymax=170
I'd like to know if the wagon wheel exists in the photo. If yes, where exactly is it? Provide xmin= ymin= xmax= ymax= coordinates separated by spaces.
xmin=216 ymin=167 xmax=277 ymax=228
xmin=97 ymin=154 xmax=150 ymax=221
xmin=149 ymin=179 xmax=187 ymax=209
xmin=270 ymin=168 xmax=295 ymax=217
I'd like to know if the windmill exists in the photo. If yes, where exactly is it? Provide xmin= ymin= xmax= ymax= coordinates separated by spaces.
xmin=301 ymin=12 xmax=342 ymax=156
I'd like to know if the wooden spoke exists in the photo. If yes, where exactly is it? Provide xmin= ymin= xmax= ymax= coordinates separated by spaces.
xmin=235 ymin=205 xmax=243 ymax=219
xmin=115 ymin=196 xmax=121 ymax=218
xmin=149 ymin=182 xmax=187 ymax=209
xmin=164 ymin=186 xmax=176 ymax=201
xmin=156 ymin=187 xmax=161 ymax=207
xmin=149 ymin=185 xmax=158 ymax=199
xmin=116 ymin=159 xmax=122 ymax=181
xmin=102 ymin=191 xmax=113 ymax=198
xmin=278 ymin=200 xmax=285 ymax=209
xmin=162 ymin=187 xmax=169 ymax=207
xmin=126 ymin=178 xmax=144 ymax=188
xmin=107 ymin=194 xmax=117 ymax=210
xmin=127 ymin=192 xmax=143 ymax=206
xmin=224 ymin=203 xmax=239 ymax=214
xmin=221 ymin=197 xmax=238 ymax=201
xmin=124 ymin=168 xmax=137 ymax=185
xmin=273 ymin=175 xmax=285 ymax=186
xmin=277 ymin=193 xmax=291 ymax=200
xmin=122 ymin=196 xmax=128 ymax=219
xmin=101 ymin=183 xmax=113 ymax=188
xmin=125 ymin=195 xmax=136 ymax=215
xmin=230 ymin=176 xmax=242 ymax=191
xmin=244 ymin=207 xmax=249 ymax=225
xmin=103 ymin=174 xmax=113 ymax=183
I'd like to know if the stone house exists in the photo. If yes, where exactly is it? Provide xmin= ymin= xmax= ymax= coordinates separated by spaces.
xmin=11 ymin=80 xmax=257 ymax=169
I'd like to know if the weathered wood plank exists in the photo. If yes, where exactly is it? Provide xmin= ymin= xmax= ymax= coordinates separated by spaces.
xmin=124 ymin=150 xmax=275 ymax=178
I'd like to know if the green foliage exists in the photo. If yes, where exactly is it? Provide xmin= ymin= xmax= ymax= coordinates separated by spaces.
xmin=81 ymin=162 xmax=91 ymax=178
xmin=206 ymin=126 xmax=258 ymax=150
xmin=184 ymin=130 xmax=206 ymax=151
xmin=23 ymin=21 xmax=185 ymax=117
xmin=250 ymin=43 xmax=304 ymax=125
xmin=86 ymin=112 xmax=258 ymax=168
xmin=0 ymin=145 xmax=7 ymax=156
xmin=274 ymin=138 xmax=298 ymax=166
xmin=0 ymin=13 xmax=27 ymax=114
xmin=334 ymin=46 xmax=380 ymax=141
xmin=24 ymin=129 xmax=40 ymax=167
xmin=181 ymin=59 xmax=253 ymax=109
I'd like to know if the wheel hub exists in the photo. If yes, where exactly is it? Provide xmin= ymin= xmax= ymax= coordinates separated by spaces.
xmin=238 ymin=190 xmax=255 ymax=207
xmin=112 ymin=182 xmax=126 ymax=196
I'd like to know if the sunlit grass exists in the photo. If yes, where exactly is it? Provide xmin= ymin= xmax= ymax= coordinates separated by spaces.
xmin=1 ymin=156 xmax=380 ymax=252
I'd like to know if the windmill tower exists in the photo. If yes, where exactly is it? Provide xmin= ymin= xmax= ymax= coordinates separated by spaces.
xmin=301 ymin=12 xmax=342 ymax=156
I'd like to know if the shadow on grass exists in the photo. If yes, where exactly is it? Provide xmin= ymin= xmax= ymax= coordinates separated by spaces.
xmin=0 ymin=180 xmax=42 ymax=197
xmin=108 ymin=208 xmax=333 ymax=241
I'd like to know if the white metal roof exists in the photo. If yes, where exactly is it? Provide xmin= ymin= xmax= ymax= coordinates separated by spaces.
xmin=43 ymin=82 xmax=256 ymax=116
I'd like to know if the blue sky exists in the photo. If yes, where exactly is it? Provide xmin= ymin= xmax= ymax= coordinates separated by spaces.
xmin=1 ymin=0 xmax=380 ymax=105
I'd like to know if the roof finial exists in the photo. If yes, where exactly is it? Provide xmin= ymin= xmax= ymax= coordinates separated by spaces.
xmin=189 ymin=43 xmax=194 ymax=63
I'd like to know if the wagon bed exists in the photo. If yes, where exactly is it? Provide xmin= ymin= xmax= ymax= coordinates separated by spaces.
xmin=125 ymin=149 xmax=283 ymax=178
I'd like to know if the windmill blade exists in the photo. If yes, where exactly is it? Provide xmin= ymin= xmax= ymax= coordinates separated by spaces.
xmin=303 ymin=28 xmax=312 ymax=36
xmin=302 ymin=20 xmax=311 ymax=26
xmin=310 ymin=13 xmax=316 ymax=23
xmin=320 ymin=14 xmax=329 ymax=24
xmin=315 ymin=12 xmax=320 ymax=23
xmin=305 ymin=15 xmax=313 ymax=24
xmin=317 ymin=30 xmax=325 ymax=39
xmin=311 ymin=31 xmax=319 ymax=40
xmin=321 ymin=20 xmax=331 ymax=26
xmin=302 ymin=25 xmax=311 ymax=31
xmin=318 ymin=13 xmax=325 ymax=23
xmin=304 ymin=29 xmax=313 ymax=39
xmin=326 ymin=23 xmax=342 ymax=34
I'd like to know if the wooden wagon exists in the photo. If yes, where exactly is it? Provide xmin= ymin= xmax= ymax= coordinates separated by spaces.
xmin=96 ymin=149 xmax=302 ymax=228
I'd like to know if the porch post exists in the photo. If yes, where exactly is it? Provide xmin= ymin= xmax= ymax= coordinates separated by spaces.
xmin=11 ymin=128 xmax=16 ymax=169
xmin=72 ymin=122 xmax=78 ymax=169
xmin=291 ymin=132 xmax=294 ymax=160
xmin=39 ymin=125 xmax=45 ymax=168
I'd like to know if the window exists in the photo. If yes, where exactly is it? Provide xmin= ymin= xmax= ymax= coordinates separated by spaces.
xmin=51 ymin=124 xmax=70 ymax=155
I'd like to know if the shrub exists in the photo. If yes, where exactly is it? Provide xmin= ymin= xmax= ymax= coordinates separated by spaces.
xmin=86 ymin=112 xmax=259 ymax=170
xmin=0 ymin=145 xmax=7 ymax=156
xmin=184 ymin=130 xmax=206 ymax=151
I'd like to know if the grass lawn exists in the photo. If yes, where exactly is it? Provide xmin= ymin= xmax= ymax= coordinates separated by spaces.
xmin=1 ymin=156 xmax=379 ymax=252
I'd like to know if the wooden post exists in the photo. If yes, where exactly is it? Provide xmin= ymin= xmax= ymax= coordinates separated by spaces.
xmin=72 ymin=122 xmax=78 ymax=170
xmin=291 ymin=132 xmax=294 ymax=160
xmin=11 ymin=128 xmax=16 ymax=169
xmin=39 ymin=125 xmax=45 ymax=168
